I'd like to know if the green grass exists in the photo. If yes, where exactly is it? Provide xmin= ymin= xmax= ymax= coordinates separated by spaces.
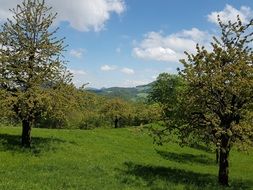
xmin=0 ymin=126 xmax=252 ymax=190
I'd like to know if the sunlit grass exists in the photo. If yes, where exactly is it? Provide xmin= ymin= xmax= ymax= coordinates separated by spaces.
xmin=0 ymin=126 xmax=252 ymax=190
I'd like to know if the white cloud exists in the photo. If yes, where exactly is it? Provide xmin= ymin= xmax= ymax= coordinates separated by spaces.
xmin=133 ymin=28 xmax=211 ymax=62
xmin=134 ymin=46 xmax=178 ymax=62
xmin=69 ymin=49 xmax=85 ymax=58
xmin=207 ymin=4 xmax=253 ymax=24
xmin=100 ymin=65 xmax=117 ymax=71
xmin=121 ymin=67 xmax=135 ymax=75
xmin=70 ymin=69 xmax=87 ymax=76
xmin=0 ymin=0 xmax=126 ymax=32
xmin=122 ymin=79 xmax=150 ymax=87
xmin=176 ymin=28 xmax=208 ymax=42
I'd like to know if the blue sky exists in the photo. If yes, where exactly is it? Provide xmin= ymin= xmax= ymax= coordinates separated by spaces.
xmin=1 ymin=0 xmax=253 ymax=88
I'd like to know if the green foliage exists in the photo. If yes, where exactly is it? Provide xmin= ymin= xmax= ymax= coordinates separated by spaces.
xmin=0 ymin=126 xmax=252 ymax=189
xmin=149 ymin=16 xmax=253 ymax=186
xmin=101 ymin=98 xmax=132 ymax=127
xmin=179 ymin=16 xmax=253 ymax=150
xmin=34 ymin=84 xmax=82 ymax=129
xmin=132 ymin=102 xmax=162 ymax=126
xmin=148 ymin=73 xmax=186 ymax=145
xmin=20 ymin=86 xmax=161 ymax=130
xmin=68 ymin=91 xmax=162 ymax=129
xmin=69 ymin=90 xmax=110 ymax=129
xmin=0 ymin=0 xmax=72 ymax=136
xmin=148 ymin=73 xmax=184 ymax=120
xmin=149 ymin=18 xmax=253 ymax=150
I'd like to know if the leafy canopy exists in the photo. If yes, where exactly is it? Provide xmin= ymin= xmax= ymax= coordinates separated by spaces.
xmin=149 ymin=16 xmax=253 ymax=149
xmin=179 ymin=16 xmax=253 ymax=149
xmin=0 ymin=0 xmax=72 ymax=125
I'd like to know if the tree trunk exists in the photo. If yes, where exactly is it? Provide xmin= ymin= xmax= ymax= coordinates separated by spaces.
xmin=218 ymin=135 xmax=230 ymax=186
xmin=114 ymin=117 xmax=119 ymax=128
xmin=21 ymin=120 xmax=32 ymax=147
xmin=216 ymin=147 xmax=219 ymax=164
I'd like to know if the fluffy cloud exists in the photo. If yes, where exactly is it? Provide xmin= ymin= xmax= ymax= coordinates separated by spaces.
xmin=101 ymin=65 xmax=134 ymax=75
xmin=208 ymin=4 xmax=253 ymax=24
xmin=100 ymin=65 xmax=117 ymax=71
xmin=69 ymin=49 xmax=85 ymax=58
xmin=121 ymin=68 xmax=135 ymax=75
xmin=133 ymin=28 xmax=211 ymax=62
xmin=0 ymin=0 xmax=125 ymax=32
xmin=122 ymin=79 xmax=150 ymax=87
xmin=70 ymin=69 xmax=86 ymax=76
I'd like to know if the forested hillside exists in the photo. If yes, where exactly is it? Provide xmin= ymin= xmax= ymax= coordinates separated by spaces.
xmin=88 ymin=83 xmax=153 ymax=102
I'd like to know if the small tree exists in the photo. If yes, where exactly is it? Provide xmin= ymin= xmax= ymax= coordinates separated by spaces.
xmin=0 ymin=0 xmax=71 ymax=147
xmin=148 ymin=73 xmax=184 ymax=122
xmin=148 ymin=73 xmax=188 ymax=146
xmin=101 ymin=98 xmax=131 ymax=128
xmin=179 ymin=16 xmax=253 ymax=186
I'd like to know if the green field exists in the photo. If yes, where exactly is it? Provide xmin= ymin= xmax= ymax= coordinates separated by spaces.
xmin=0 ymin=126 xmax=252 ymax=190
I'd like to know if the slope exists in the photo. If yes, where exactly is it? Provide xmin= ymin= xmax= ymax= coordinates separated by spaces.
xmin=0 ymin=126 xmax=252 ymax=190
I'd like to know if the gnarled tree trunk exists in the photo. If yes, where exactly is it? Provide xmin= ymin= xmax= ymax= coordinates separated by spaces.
xmin=21 ymin=120 xmax=32 ymax=147
xmin=218 ymin=134 xmax=230 ymax=186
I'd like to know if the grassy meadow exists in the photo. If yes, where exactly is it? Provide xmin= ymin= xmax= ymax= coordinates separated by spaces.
xmin=0 ymin=126 xmax=252 ymax=190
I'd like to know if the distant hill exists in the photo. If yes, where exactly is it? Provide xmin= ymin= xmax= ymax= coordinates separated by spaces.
xmin=87 ymin=83 xmax=154 ymax=102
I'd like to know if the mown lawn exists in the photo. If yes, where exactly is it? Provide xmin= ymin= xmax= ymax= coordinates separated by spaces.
xmin=0 ymin=126 xmax=252 ymax=190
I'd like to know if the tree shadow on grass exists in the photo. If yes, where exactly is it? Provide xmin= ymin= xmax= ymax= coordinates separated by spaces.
xmin=117 ymin=162 xmax=252 ymax=190
xmin=189 ymin=143 xmax=213 ymax=153
xmin=0 ymin=133 xmax=66 ymax=156
xmin=156 ymin=150 xmax=215 ymax=165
